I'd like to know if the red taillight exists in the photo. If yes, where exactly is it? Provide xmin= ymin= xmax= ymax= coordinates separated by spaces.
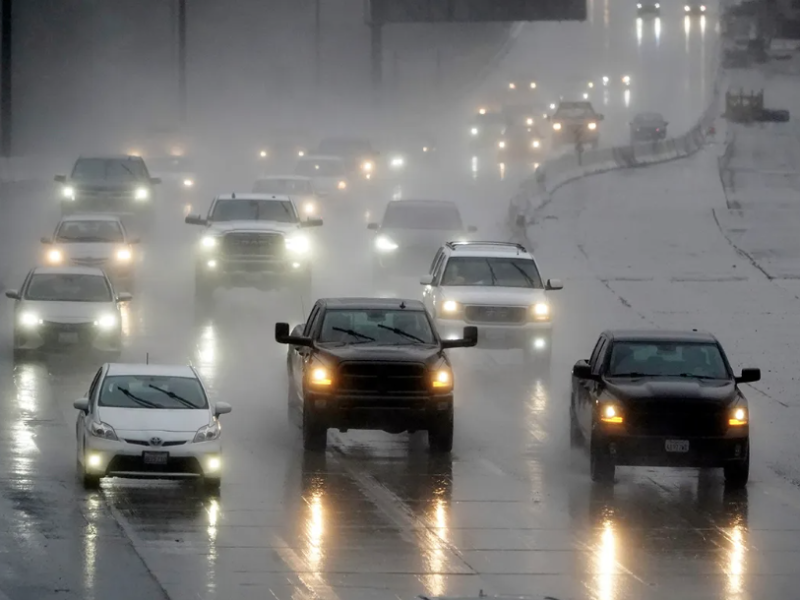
xmin=656 ymin=128 xmax=660 ymax=132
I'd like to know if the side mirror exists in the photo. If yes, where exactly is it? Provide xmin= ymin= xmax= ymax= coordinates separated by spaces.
xmin=5 ymin=290 xmax=20 ymax=300
xmin=275 ymin=322 xmax=312 ymax=346
xmin=467 ymin=225 xmax=478 ymax=233
xmin=150 ymin=177 xmax=162 ymax=185
xmin=40 ymin=237 xmax=52 ymax=244
xmin=129 ymin=237 xmax=141 ymax=244
xmin=367 ymin=222 xmax=379 ymax=230
xmin=735 ymin=368 xmax=761 ymax=384
xmin=572 ymin=363 xmax=598 ymax=380
xmin=214 ymin=401 xmax=233 ymax=416
xmin=73 ymin=398 xmax=89 ymax=412
xmin=441 ymin=326 xmax=478 ymax=349
xmin=116 ymin=292 xmax=133 ymax=302
xmin=419 ymin=274 xmax=433 ymax=286
xmin=185 ymin=214 xmax=207 ymax=226
xmin=300 ymin=218 xmax=323 ymax=228
xmin=546 ymin=278 xmax=564 ymax=291
xmin=54 ymin=175 xmax=66 ymax=183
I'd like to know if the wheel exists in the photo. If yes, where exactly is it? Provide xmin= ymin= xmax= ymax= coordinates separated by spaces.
xmin=302 ymin=402 xmax=327 ymax=452
xmin=13 ymin=347 xmax=33 ymax=362
xmin=590 ymin=438 xmax=615 ymax=484
xmin=202 ymin=477 xmax=222 ymax=495
xmin=569 ymin=407 xmax=584 ymax=448
xmin=287 ymin=378 xmax=300 ymax=426
xmin=724 ymin=451 xmax=749 ymax=489
xmin=428 ymin=408 xmax=454 ymax=454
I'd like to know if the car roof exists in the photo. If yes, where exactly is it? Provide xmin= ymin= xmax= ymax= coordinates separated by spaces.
xmin=214 ymin=193 xmax=292 ymax=202
xmin=320 ymin=297 xmax=426 ymax=310
xmin=105 ymin=363 xmax=199 ymax=378
xmin=255 ymin=175 xmax=311 ymax=182
xmin=606 ymin=329 xmax=718 ymax=343
xmin=77 ymin=155 xmax=144 ymax=161
xmin=299 ymin=154 xmax=343 ymax=162
xmin=59 ymin=213 xmax=123 ymax=223
xmin=445 ymin=241 xmax=532 ymax=258
xmin=31 ymin=265 xmax=107 ymax=276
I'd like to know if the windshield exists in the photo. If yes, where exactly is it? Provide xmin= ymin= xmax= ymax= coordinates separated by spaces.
xmin=554 ymin=105 xmax=594 ymax=119
xmin=383 ymin=203 xmax=463 ymax=230
xmin=252 ymin=179 xmax=313 ymax=195
xmin=607 ymin=341 xmax=730 ymax=379
xmin=99 ymin=375 xmax=208 ymax=409
xmin=317 ymin=139 xmax=373 ymax=157
xmin=295 ymin=159 xmax=345 ymax=177
xmin=441 ymin=257 xmax=543 ymax=288
xmin=209 ymin=200 xmax=298 ymax=222
xmin=55 ymin=220 xmax=124 ymax=243
xmin=318 ymin=309 xmax=435 ymax=345
xmin=25 ymin=273 xmax=112 ymax=302
xmin=71 ymin=158 xmax=148 ymax=181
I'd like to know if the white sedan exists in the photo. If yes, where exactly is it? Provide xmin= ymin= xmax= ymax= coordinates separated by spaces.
xmin=5 ymin=266 xmax=130 ymax=359
xmin=73 ymin=363 xmax=232 ymax=491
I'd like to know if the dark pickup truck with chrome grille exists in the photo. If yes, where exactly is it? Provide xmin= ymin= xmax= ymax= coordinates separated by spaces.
xmin=185 ymin=194 xmax=322 ymax=304
xmin=275 ymin=297 xmax=477 ymax=452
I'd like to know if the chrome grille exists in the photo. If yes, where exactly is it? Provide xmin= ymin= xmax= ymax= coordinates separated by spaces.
xmin=464 ymin=305 xmax=527 ymax=324
xmin=338 ymin=361 xmax=427 ymax=395
xmin=123 ymin=439 xmax=187 ymax=447
xmin=625 ymin=401 xmax=727 ymax=437
xmin=222 ymin=232 xmax=284 ymax=258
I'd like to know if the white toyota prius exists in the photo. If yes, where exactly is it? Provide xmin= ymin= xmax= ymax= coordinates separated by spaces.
xmin=73 ymin=363 xmax=232 ymax=491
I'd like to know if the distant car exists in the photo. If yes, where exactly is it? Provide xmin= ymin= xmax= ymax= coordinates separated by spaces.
xmin=549 ymin=101 xmax=604 ymax=149
xmin=368 ymin=200 xmax=477 ymax=277
xmin=570 ymin=329 xmax=759 ymax=487
xmin=468 ymin=111 xmax=507 ymax=149
xmin=316 ymin=137 xmax=379 ymax=178
xmin=73 ymin=362 xmax=232 ymax=490
xmin=294 ymin=155 xmax=349 ymax=196
xmin=145 ymin=155 xmax=197 ymax=190
xmin=257 ymin=128 xmax=310 ymax=165
xmin=55 ymin=155 xmax=161 ymax=223
xmin=630 ymin=112 xmax=668 ymax=143
xmin=637 ymin=1 xmax=660 ymax=16
xmin=5 ymin=266 xmax=130 ymax=359
xmin=185 ymin=193 xmax=323 ymax=304
xmin=252 ymin=176 xmax=319 ymax=218
xmin=684 ymin=1 xmax=707 ymax=15
xmin=497 ymin=124 xmax=546 ymax=159
xmin=421 ymin=241 xmax=563 ymax=359
xmin=275 ymin=297 xmax=477 ymax=452
xmin=40 ymin=214 xmax=139 ymax=289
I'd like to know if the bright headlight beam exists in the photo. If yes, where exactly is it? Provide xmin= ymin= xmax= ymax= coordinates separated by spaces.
xmin=62 ymin=186 xmax=75 ymax=199
xmin=375 ymin=236 xmax=398 ymax=252
xmin=95 ymin=314 xmax=117 ymax=329
xmin=442 ymin=300 xmax=458 ymax=313
xmin=470 ymin=127 xmax=479 ymax=136
xmin=134 ymin=187 xmax=149 ymax=200
xmin=553 ymin=122 xmax=562 ymax=130
xmin=20 ymin=312 xmax=40 ymax=327
xmin=183 ymin=178 xmax=194 ymax=187
xmin=285 ymin=235 xmax=310 ymax=253
xmin=201 ymin=236 xmax=216 ymax=248
xmin=588 ymin=122 xmax=597 ymax=130
xmin=47 ymin=248 xmax=63 ymax=264
xmin=533 ymin=302 xmax=550 ymax=316
xmin=390 ymin=156 xmax=405 ymax=168
xmin=116 ymin=248 xmax=132 ymax=261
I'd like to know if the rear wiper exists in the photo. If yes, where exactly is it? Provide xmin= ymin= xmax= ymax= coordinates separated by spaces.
xmin=331 ymin=327 xmax=375 ymax=341
xmin=147 ymin=384 xmax=198 ymax=409
xmin=376 ymin=324 xmax=426 ymax=344
xmin=118 ymin=387 xmax=161 ymax=408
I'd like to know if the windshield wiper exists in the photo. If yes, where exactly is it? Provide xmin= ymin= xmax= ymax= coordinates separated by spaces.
xmin=376 ymin=324 xmax=426 ymax=344
xmin=509 ymin=262 xmax=537 ymax=287
xmin=117 ymin=387 xmax=162 ymax=408
xmin=331 ymin=327 xmax=375 ymax=341
xmin=676 ymin=373 xmax=721 ymax=380
xmin=485 ymin=259 xmax=498 ymax=286
xmin=119 ymin=163 xmax=136 ymax=179
xmin=146 ymin=384 xmax=199 ymax=409
xmin=608 ymin=372 xmax=660 ymax=378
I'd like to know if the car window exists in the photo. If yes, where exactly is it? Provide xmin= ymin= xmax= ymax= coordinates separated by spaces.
xmin=304 ymin=304 xmax=322 ymax=337
xmin=99 ymin=375 xmax=208 ymax=409
xmin=382 ymin=203 xmax=464 ymax=231
xmin=432 ymin=254 xmax=448 ymax=283
xmin=253 ymin=179 xmax=313 ymax=195
xmin=591 ymin=339 xmax=608 ymax=375
xmin=88 ymin=368 xmax=103 ymax=403
xmin=588 ymin=336 xmax=606 ymax=368
xmin=295 ymin=159 xmax=345 ymax=177
xmin=606 ymin=341 xmax=730 ymax=379
xmin=25 ymin=274 xmax=113 ymax=302
xmin=208 ymin=199 xmax=298 ymax=222
xmin=440 ymin=257 xmax=543 ymax=288
xmin=56 ymin=220 xmax=124 ymax=243
xmin=428 ymin=249 xmax=443 ymax=274
xmin=318 ymin=309 xmax=435 ymax=345
xmin=71 ymin=158 xmax=148 ymax=181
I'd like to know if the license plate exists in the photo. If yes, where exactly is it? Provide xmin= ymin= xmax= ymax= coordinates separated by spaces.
xmin=142 ymin=451 xmax=169 ymax=465
xmin=58 ymin=332 xmax=79 ymax=344
xmin=665 ymin=439 xmax=690 ymax=453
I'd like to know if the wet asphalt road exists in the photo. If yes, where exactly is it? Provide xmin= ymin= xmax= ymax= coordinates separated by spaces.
xmin=0 ymin=3 xmax=770 ymax=600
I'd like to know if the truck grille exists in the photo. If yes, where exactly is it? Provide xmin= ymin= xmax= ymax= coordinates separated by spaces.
xmin=71 ymin=257 xmax=108 ymax=268
xmin=73 ymin=186 xmax=138 ymax=210
xmin=464 ymin=305 xmax=527 ymax=324
xmin=625 ymin=401 xmax=727 ymax=437
xmin=338 ymin=361 xmax=428 ymax=395
xmin=222 ymin=232 xmax=284 ymax=258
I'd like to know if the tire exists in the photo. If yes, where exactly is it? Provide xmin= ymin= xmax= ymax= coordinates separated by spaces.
xmin=287 ymin=379 xmax=300 ymax=426
xmin=724 ymin=452 xmax=749 ymax=489
xmin=428 ymin=408 xmax=454 ymax=454
xmin=202 ymin=477 xmax=222 ymax=495
xmin=302 ymin=402 xmax=327 ymax=452
xmin=590 ymin=439 xmax=615 ymax=484
xmin=569 ymin=407 xmax=584 ymax=448
xmin=13 ymin=347 xmax=33 ymax=362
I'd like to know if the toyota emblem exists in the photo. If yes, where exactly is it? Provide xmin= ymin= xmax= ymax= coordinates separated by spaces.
xmin=149 ymin=437 xmax=163 ymax=447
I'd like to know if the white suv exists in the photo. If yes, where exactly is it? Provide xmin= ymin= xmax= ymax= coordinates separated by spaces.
xmin=420 ymin=241 xmax=563 ymax=357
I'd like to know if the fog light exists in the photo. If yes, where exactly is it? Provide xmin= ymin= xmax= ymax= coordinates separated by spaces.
xmin=207 ymin=260 xmax=217 ymax=268
xmin=88 ymin=453 xmax=102 ymax=468
xmin=534 ymin=337 xmax=546 ymax=349
xmin=207 ymin=457 xmax=221 ymax=472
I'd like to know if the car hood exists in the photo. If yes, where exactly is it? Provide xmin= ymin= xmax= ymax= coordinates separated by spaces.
xmin=57 ymin=242 xmax=118 ymax=259
xmin=604 ymin=378 xmax=738 ymax=405
xmin=441 ymin=286 xmax=547 ymax=306
xmin=316 ymin=343 xmax=442 ymax=365
xmin=19 ymin=300 xmax=116 ymax=322
xmin=206 ymin=221 xmax=298 ymax=235
xmin=96 ymin=407 xmax=211 ymax=433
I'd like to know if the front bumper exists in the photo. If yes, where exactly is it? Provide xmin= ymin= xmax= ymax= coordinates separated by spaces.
xmin=594 ymin=431 xmax=749 ymax=468
xmin=435 ymin=318 xmax=552 ymax=350
xmin=198 ymin=256 xmax=310 ymax=283
xmin=306 ymin=391 xmax=453 ymax=431
xmin=83 ymin=436 xmax=222 ymax=479
xmin=15 ymin=322 xmax=122 ymax=352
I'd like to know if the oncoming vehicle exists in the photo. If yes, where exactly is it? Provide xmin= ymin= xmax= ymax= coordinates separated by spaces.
xmin=145 ymin=155 xmax=197 ymax=190
xmin=570 ymin=330 xmax=759 ymax=486
xmin=630 ymin=112 xmax=668 ymax=143
xmin=252 ymin=176 xmax=319 ymax=218
xmin=73 ymin=363 xmax=232 ymax=490
xmin=40 ymin=214 xmax=139 ymax=289
xmin=185 ymin=194 xmax=323 ymax=303
xmin=368 ymin=200 xmax=477 ymax=276
xmin=5 ymin=266 xmax=130 ymax=359
xmin=549 ymin=101 xmax=604 ymax=149
xmin=497 ymin=124 xmax=546 ymax=159
xmin=275 ymin=297 xmax=477 ymax=452
xmin=684 ymin=1 xmax=707 ymax=15
xmin=55 ymin=156 xmax=161 ymax=222
xmin=421 ymin=241 xmax=563 ymax=359
xmin=316 ymin=137 xmax=379 ymax=178
xmin=294 ymin=155 xmax=348 ymax=196
xmin=468 ymin=111 xmax=507 ymax=148
xmin=637 ymin=1 xmax=661 ymax=16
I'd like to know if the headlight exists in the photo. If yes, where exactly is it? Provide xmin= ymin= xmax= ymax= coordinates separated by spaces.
xmin=47 ymin=248 xmax=63 ymax=264
xmin=134 ymin=187 xmax=149 ymax=200
xmin=509 ymin=82 xmax=516 ymax=89
xmin=193 ymin=420 xmax=221 ymax=443
xmin=532 ymin=139 xmax=540 ymax=148
xmin=89 ymin=420 xmax=118 ymax=441
xmin=700 ymin=4 xmax=706 ymax=10
xmin=259 ymin=150 xmax=268 ymax=158
xmin=600 ymin=404 xmax=623 ymax=423
xmin=285 ymin=234 xmax=310 ymax=254
xmin=622 ymin=75 xmax=631 ymax=85
xmin=19 ymin=312 xmax=41 ymax=327
xmin=390 ymin=156 xmax=405 ymax=168
xmin=470 ymin=127 xmax=479 ymax=136
xmin=375 ymin=235 xmax=398 ymax=252
xmin=549 ymin=103 xmax=556 ymax=110
xmin=729 ymin=407 xmax=748 ymax=426
xmin=201 ymin=236 xmax=217 ymax=248
xmin=498 ymin=140 xmax=506 ymax=149
xmin=62 ymin=186 xmax=75 ymax=199
xmin=303 ymin=202 xmax=316 ymax=215
xmin=95 ymin=314 xmax=117 ymax=329
xmin=309 ymin=366 xmax=332 ymax=387
xmin=116 ymin=248 xmax=132 ymax=261
xmin=588 ymin=122 xmax=597 ymax=130
xmin=183 ymin=178 xmax=194 ymax=187
xmin=441 ymin=300 xmax=460 ymax=315
xmin=552 ymin=122 xmax=562 ymax=130
xmin=432 ymin=368 xmax=453 ymax=390
xmin=337 ymin=180 xmax=347 ymax=190
xmin=526 ymin=118 xmax=534 ymax=126
xmin=532 ymin=302 xmax=550 ymax=319
xmin=478 ymin=108 xmax=486 ymax=115
xmin=684 ymin=5 xmax=690 ymax=10
xmin=655 ymin=3 xmax=660 ymax=7
xmin=361 ymin=161 xmax=374 ymax=172
xmin=637 ymin=3 xmax=642 ymax=7
xmin=298 ymin=150 xmax=306 ymax=157
xmin=530 ymin=81 xmax=537 ymax=89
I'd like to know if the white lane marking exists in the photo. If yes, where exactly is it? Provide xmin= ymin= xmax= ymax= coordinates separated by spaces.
xmin=272 ymin=535 xmax=341 ymax=600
